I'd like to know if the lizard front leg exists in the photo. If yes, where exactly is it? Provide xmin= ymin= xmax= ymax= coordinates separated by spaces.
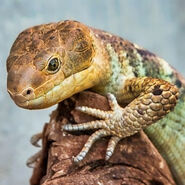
xmin=63 ymin=77 xmax=179 ymax=162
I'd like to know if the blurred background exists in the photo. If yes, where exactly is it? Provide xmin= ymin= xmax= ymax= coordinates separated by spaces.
xmin=0 ymin=0 xmax=185 ymax=184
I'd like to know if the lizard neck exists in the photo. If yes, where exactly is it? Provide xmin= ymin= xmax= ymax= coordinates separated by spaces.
xmin=59 ymin=32 xmax=112 ymax=98
xmin=92 ymin=42 xmax=135 ymax=102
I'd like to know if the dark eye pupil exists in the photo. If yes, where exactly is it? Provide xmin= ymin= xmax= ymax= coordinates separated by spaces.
xmin=48 ymin=58 xmax=59 ymax=71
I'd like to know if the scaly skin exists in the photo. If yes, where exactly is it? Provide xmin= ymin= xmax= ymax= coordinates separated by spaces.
xmin=6 ymin=20 xmax=184 ymax=184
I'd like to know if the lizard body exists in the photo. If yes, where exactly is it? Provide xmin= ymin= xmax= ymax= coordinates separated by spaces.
xmin=6 ymin=20 xmax=185 ymax=184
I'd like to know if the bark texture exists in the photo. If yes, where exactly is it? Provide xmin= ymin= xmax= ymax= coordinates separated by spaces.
xmin=30 ymin=91 xmax=176 ymax=185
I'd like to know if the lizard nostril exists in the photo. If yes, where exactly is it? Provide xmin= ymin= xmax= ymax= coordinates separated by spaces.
xmin=26 ymin=89 xmax=31 ymax=95
xmin=22 ymin=88 xmax=34 ymax=98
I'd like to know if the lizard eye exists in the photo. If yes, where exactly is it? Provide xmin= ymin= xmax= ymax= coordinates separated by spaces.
xmin=47 ymin=57 xmax=61 ymax=73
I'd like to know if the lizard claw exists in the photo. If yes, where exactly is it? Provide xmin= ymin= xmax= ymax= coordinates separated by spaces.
xmin=75 ymin=93 xmax=124 ymax=121
xmin=63 ymin=93 xmax=124 ymax=162
xmin=30 ymin=132 xmax=42 ymax=147
xmin=105 ymin=136 xmax=121 ymax=160
xmin=107 ymin=93 xmax=120 ymax=110
xmin=26 ymin=150 xmax=42 ymax=168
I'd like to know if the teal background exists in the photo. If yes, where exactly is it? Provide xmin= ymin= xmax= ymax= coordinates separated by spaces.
xmin=0 ymin=0 xmax=185 ymax=184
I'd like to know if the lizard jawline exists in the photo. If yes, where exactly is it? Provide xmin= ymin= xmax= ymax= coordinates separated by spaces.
xmin=16 ymin=65 xmax=99 ymax=110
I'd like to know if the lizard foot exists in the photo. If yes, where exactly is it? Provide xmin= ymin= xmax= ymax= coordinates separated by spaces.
xmin=62 ymin=93 xmax=123 ymax=162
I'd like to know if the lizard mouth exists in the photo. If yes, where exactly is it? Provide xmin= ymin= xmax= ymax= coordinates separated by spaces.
xmin=8 ymin=90 xmax=29 ymax=108
xmin=15 ymin=65 xmax=96 ymax=110
xmin=12 ymin=77 xmax=75 ymax=109
xmin=15 ymin=100 xmax=29 ymax=108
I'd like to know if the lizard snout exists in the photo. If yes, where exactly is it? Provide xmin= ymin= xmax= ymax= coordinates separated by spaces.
xmin=7 ymin=87 xmax=35 ymax=108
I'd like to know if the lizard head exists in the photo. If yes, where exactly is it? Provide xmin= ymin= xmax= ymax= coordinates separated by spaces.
xmin=7 ymin=20 xmax=95 ymax=109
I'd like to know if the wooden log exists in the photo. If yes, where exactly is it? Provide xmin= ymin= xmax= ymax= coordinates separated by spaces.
xmin=30 ymin=91 xmax=176 ymax=185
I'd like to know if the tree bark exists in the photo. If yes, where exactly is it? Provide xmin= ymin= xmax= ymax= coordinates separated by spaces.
xmin=30 ymin=91 xmax=176 ymax=185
